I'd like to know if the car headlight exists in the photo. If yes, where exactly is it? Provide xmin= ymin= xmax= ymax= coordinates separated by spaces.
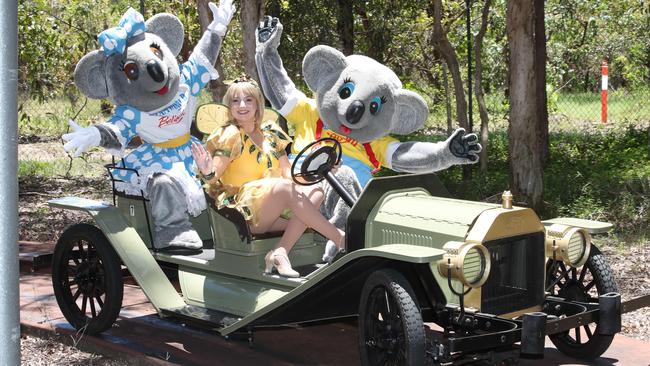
xmin=545 ymin=224 xmax=591 ymax=267
xmin=437 ymin=241 xmax=491 ymax=288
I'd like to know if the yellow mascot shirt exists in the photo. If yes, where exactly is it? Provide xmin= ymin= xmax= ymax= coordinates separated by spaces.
xmin=282 ymin=96 xmax=399 ymax=186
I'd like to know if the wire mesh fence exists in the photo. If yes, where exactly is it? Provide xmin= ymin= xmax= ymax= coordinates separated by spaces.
xmin=19 ymin=74 xmax=650 ymax=142
xmin=552 ymin=88 xmax=650 ymax=127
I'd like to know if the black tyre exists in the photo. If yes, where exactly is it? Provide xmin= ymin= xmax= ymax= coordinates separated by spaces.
xmin=545 ymin=247 xmax=618 ymax=360
xmin=358 ymin=269 xmax=425 ymax=366
xmin=52 ymin=224 xmax=123 ymax=335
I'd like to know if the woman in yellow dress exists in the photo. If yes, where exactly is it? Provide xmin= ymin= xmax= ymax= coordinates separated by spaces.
xmin=191 ymin=80 xmax=345 ymax=277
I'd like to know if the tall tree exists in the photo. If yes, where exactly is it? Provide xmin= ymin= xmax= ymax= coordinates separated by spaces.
xmin=336 ymin=0 xmax=354 ymax=55
xmin=474 ymin=0 xmax=493 ymax=173
xmin=240 ymin=0 xmax=264 ymax=81
xmin=506 ymin=0 xmax=544 ymax=211
xmin=427 ymin=0 xmax=469 ymax=131
xmin=534 ymin=0 xmax=549 ymax=165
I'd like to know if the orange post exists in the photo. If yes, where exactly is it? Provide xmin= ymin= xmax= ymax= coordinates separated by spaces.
xmin=601 ymin=61 xmax=608 ymax=124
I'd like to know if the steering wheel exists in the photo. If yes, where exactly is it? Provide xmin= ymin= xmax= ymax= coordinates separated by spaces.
xmin=291 ymin=138 xmax=342 ymax=186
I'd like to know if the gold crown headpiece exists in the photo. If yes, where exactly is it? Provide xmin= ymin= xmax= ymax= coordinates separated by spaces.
xmin=230 ymin=74 xmax=258 ymax=86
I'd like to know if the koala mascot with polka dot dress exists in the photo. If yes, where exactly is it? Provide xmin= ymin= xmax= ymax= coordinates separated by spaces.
xmin=62 ymin=1 xmax=235 ymax=253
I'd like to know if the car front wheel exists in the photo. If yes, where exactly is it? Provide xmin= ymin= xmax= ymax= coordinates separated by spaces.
xmin=52 ymin=224 xmax=123 ymax=335
xmin=358 ymin=269 xmax=425 ymax=366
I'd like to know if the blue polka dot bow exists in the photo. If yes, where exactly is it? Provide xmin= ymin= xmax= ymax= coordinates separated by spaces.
xmin=98 ymin=8 xmax=146 ymax=57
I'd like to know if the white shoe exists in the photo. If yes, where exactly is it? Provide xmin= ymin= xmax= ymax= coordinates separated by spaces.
xmin=322 ymin=240 xmax=341 ymax=264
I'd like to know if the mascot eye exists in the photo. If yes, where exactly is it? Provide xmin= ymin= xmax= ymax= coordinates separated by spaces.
xmin=150 ymin=43 xmax=163 ymax=59
xmin=370 ymin=96 xmax=386 ymax=115
xmin=338 ymin=80 xmax=355 ymax=99
xmin=123 ymin=62 xmax=139 ymax=81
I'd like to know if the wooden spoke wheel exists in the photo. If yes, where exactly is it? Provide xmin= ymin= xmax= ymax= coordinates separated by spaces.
xmin=52 ymin=224 xmax=123 ymax=335
xmin=546 ymin=247 xmax=618 ymax=360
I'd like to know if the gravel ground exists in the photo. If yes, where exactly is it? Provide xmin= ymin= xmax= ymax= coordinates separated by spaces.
xmin=20 ymin=334 xmax=129 ymax=366
xmin=17 ymin=141 xmax=650 ymax=363
xmin=599 ymin=243 xmax=650 ymax=342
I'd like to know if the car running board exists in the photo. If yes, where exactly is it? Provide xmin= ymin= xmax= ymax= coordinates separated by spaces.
xmin=161 ymin=305 xmax=241 ymax=331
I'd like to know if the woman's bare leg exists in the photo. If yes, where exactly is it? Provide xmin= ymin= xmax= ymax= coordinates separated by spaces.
xmin=250 ymin=180 xmax=343 ymax=252
xmin=256 ymin=217 xmax=288 ymax=233
xmin=273 ymin=185 xmax=324 ymax=252
xmin=272 ymin=181 xmax=343 ymax=249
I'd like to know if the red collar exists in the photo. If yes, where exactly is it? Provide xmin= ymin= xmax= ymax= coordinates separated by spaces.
xmin=316 ymin=119 xmax=381 ymax=172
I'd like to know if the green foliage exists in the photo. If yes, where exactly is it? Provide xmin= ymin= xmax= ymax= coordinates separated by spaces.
xmin=19 ymin=156 xmax=106 ymax=178
xmin=545 ymin=0 xmax=649 ymax=91
xmin=19 ymin=0 xmax=94 ymax=101
xmin=19 ymin=0 xmax=649 ymax=106
xmin=19 ymin=0 xmax=204 ymax=103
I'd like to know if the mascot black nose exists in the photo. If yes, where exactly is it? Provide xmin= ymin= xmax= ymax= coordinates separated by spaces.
xmin=345 ymin=100 xmax=365 ymax=124
xmin=146 ymin=60 xmax=165 ymax=83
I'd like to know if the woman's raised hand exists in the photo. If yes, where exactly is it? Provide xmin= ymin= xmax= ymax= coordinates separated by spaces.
xmin=191 ymin=142 xmax=213 ymax=175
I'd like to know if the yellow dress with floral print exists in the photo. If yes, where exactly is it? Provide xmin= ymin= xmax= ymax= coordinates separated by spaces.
xmin=204 ymin=120 xmax=292 ymax=225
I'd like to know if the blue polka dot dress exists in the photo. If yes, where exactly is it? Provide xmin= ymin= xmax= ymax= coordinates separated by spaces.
xmin=103 ymin=51 xmax=217 ymax=216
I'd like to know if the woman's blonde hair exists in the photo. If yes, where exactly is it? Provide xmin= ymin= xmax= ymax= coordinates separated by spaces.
xmin=222 ymin=81 xmax=265 ymax=128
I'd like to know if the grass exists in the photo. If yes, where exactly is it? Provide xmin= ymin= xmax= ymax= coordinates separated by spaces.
xmin=553 ymin=88 xmax=650 ymax=126
xmin=19 ymin=156 xmax=108 ymax=179
xmin=19 ymin=96 xmax=107 ymax=138
xmin=424 ymin=88 xmax=650 ymax=131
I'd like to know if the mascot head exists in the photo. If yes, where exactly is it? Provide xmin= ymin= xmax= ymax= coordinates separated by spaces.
xmin=302 ymin=45 xmax=429 ymax=143
xmin=74 ymin=9 xmax=185 ymax=112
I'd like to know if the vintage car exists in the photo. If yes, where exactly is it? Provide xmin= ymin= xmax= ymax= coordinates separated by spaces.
xmin=48 ymin=104 xmax=650 ymax=365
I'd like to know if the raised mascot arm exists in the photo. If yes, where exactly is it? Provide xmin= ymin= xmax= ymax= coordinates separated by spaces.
xmin=195 ymin=0 xmax=235 ymax=65
xmin=255 ymin=17 xmax=301 ymax=110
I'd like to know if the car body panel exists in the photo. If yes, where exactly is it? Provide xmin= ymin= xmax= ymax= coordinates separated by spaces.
xmin=49 ymin=197 xmax=446 ymax=335
xmin=215 ymin=244 xmax=446 ymax=335
xmin=542 ymin=217 xmax=613 ymax=234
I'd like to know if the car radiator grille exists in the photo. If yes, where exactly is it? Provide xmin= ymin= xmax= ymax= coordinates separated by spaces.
xmin=480 ymin=232 xmax=545 ymax=315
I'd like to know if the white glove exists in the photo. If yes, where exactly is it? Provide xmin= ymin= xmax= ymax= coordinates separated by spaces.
xmin=207 ymin=0 xmax=236 ymax=36
xmin=62 ymin=120 xmax=101 ymax=157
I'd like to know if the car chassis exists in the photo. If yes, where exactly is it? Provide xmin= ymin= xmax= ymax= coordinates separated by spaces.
xmin=48 ymin=120 xmax=650 ymax=365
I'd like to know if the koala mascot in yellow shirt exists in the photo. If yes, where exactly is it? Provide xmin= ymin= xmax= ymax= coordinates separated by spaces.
xmin=255 ymin=17 xmax=481 ymax=231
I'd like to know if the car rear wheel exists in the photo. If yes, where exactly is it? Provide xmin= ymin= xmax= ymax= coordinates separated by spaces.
xmin=52 ymin=224 xmax=123 ymax=335
xmin=358 ymin=269 xmax=425 ymax=366
xmin=545 ymin=246 xmax=618 ymax=360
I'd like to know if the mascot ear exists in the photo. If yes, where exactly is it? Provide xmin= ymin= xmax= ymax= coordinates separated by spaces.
xmin=74 ymin=50 xmax=109 ymax=100
xmin=390 ymin=89 xmax=429 ymax=135
xmin=146 ymin=13 xmax=184 ymax=57
xmin=302 ymin=45 xmax=347 ymax=93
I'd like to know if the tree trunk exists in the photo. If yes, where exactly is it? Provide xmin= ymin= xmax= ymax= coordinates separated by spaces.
xmin=197 ymin=0 xmax=227 ymax=102
xmin=241 ymin=0 xmax=264 ymax=83
xmin=534 ymin=0 xmax=549 ymax=165
xmin=428 ymin=0 xmax=469 ymax=131
xmin=507 ymin=0 xmax=544 ymax=212
xmin=356 ymin=4 xmax=387 ymax=63
xmin=442 ymin=63 xmax=453 ymax=136
xmin=474 ymin=0 xmax=492 ymax=174
xmin=337 ymin=0 xmax=354 ymax=55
